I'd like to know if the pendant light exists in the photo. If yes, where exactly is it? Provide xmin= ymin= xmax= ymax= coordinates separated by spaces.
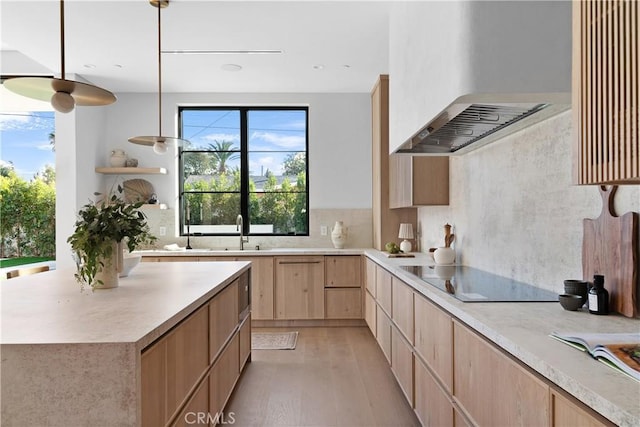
xmin=128 ymin=0 xmax=188 ymax=154
xmin=3 ymin=0 xmax=116 ymax=113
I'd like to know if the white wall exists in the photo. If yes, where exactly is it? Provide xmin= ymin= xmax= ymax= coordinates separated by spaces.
xmin=417 ymin=111 xmax=640 ymax=293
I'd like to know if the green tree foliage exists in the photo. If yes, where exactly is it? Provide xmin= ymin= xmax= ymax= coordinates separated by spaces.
xmin=0 ymin=168 xmax=56 ymax=258
xmin=283 ymin=152 xmax=306 ymax=175
xmin=207 ymin=141 xmax=240 ymax=174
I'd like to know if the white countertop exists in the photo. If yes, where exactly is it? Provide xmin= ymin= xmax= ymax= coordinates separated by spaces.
xmin=136 ymin=247 xmax=366 ymax=257
xmin=0 ymin=261 xmax=250 ymax=350
xmin=364 ymin=250 xmax=640 ymax=427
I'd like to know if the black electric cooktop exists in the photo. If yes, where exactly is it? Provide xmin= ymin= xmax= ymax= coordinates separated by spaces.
xmin=400 ymin=265 xmax=558 ymax=303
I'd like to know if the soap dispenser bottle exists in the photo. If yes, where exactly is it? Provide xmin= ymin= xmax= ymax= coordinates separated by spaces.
xmin=588 ymin=275 xmax=609 ymax=315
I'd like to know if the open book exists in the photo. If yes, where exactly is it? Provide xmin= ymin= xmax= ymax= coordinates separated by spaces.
xmin=550 ymin=332 xmax=640 ymax=382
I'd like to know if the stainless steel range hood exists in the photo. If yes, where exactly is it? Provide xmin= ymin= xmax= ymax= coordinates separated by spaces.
xmin=396 ymin=92 xmax=570 ymax=155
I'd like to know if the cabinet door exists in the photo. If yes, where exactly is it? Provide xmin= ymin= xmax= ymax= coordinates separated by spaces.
xmin=274 ymin=256 xmax=325 ymax=319
xmin=325 ymin=288 xmax=362 ymax=319
xmin=391 ymin=277 xmax=414 ymax=344
xmin=376 ymin=304 xmax=392 ymax=364
xmin=551 ymin=388 xmax=615 ymax=427
xmin=573 ymin=0 xmax=639 ymax=184
xmin=414 ymin=294 xmax=453 ymax=392
xmin=325 ymin=255 xmax=362 ymax=287
xmin=209 ymin=280 xmax=239 ymax=362
xmin=453 ymin=321 xmax=549 ymax=426
xmin=238 ymin=257 xmax=274 ymax=320
xmin=365 ymin=258 xmax=376 ymax=297
xmin=389 ymin=155 xmax=449 ymax=208
xmin=141 ymin=338 xmax=168 ymax=427
xmin=391 ymin=324 xmax=414 ymax=405
xmin=239 ymin=314 xmax=251 ymax=371
xmin=414 ymin=355 xmax=454 ymax=427
xmin=365 ymin=290 xmax=377 ymax=337
xmin=210 ymin=334 xmax=240 ymax=417
xmin=166 ymin=305 xmax=209 ymax=420
xmin=172 ymin=373 xmax=209 ymax=427
xmin=375 ymin=266 xmax=392 ymax=316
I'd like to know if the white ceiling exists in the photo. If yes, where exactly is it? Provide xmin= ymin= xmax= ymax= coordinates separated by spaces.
xmin=1 ymin=0 xmax=391 ymax=94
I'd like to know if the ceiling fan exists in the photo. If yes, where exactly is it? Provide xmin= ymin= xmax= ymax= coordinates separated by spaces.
xmin=128 ymin=0 xmax=188 ymax=155
xmin=3 ymin=0 xmax=116 ymax=113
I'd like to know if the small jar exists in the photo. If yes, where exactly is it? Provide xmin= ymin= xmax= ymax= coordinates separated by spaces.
xmin=588 ymin=274 xmax=609 ymax=315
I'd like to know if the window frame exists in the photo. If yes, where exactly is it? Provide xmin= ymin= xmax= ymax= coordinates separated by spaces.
xmin=178 ymin=106 xmax=310 ymax=237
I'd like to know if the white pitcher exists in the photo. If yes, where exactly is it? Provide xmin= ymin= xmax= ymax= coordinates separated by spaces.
xmin=331 ymin=221 xmax=347 ymax=249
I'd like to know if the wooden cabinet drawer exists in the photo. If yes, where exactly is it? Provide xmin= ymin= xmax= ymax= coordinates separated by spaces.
xmin=415 ymin=354 xmax=454 ymax=427
xmin=209 ymin=280 xmax=239 ymax=362
xmin=239 ymin=314 xmax=251 ymax=371
xmin=365 ymin=290 xmax=376 ymax=337
xmin=325 ymin=255 xmax=362 ymax=287
xmin=376 ymin=304 xmax=392 ymax=363
xmin=453 ymin=321 xmax=549 ymax=426
xmin=391 ymin=324 xmax=413 ymax=405
xmin=375 ymin=266 xmax=392 ymax=315
xmin=414 ymin=294 xmax=452 ymax=392
xmin=171 ymin=373 xmax=209 ymax=427
xmin=391 ymin=277 xmax=414 ymax=344
xmin=210 ymin=333 xmax=240 ymax=416
xmin=325 ymin=288 xmax=362 ymax=319
xmin=551 ymin=387 xmax=615 ymax=427
xmin=365 ymin=258 xmax=377 ymax=296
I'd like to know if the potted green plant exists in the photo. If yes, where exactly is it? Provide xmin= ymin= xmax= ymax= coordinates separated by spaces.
xmin=67 ymin=187 xmax=156 ymax=289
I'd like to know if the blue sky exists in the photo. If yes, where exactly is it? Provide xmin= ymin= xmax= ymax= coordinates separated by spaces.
xmin=0 ymin=111 xmax=55 ymax=181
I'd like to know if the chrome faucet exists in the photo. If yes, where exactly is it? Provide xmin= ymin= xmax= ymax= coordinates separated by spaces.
xmin=236 ymin=214 xmax=249 ymax=250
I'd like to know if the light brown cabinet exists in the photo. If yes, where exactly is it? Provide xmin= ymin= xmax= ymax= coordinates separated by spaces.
xmin=414 ymin=355 xmax=454 ymax=427
xmin=551 ymin=388 xmax=615 ymax=427
xmin=365 ymin=258 xmax=376 ymax=297
xmin=364 ymin=290 xmax=376 ymax=336
xmin=375 ymin=265 xmax=392 ymax=316
xmin=376 ymin=304 xmax=392 ymax=364
xmin=274 ymin=256 xmax=325 ymax=319
xmin=414 ymin=295 xmax=452 ymax=392
xmin=453 ymin=320 xmax=550 ymax=426
xmin=389 ymin=154 xmax=449 ymax=208
xmin=371 ymin=75 xmax=417 ymax=250
xmin=391 ymin=277 xmax=414 ymax=344
xmin=141 ymin=270 xmax=250 ymax=426
xmin=325 ymin=255 xmax=361 ymax=287
xmin=325 ymin=288 xmax=362 ymax=319
xmin=391 ymin=324 xmax=414 ymax=405
xmin=573 ymin=0 xmax=639 ymax=184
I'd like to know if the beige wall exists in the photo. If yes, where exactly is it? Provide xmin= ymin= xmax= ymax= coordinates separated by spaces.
xmin=417 ymin=111 xmax=639 ymax=293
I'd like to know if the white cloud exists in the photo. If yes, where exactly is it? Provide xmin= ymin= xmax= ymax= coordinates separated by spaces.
xmin=0 ymin=112 xmax=53 ymax=131
xmin=250 ymin=131 xmax=304 ymax=149
xmin=249 ymin=155 xmax=284 ymax=175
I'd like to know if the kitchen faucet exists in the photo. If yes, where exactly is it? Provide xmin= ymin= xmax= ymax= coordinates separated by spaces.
xmin=236 ymin=214 xmax=249 ymax=250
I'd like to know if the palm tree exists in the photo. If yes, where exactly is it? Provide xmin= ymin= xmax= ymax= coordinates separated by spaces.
xmin=207 ymin=141 xmax=239 ymax=174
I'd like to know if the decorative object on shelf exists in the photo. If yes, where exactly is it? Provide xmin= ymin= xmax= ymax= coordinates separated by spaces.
xmin=331 ymin=221 xmax=347 ymax=249
xmin=434 ymin=223 xmax=456 ymax=264
xmin=128 ymin=0 xmax=188 ymax=154
xmin=125 ymin=158 xmax=138 ymax=167
xmin=148 ymin=193 xmax=158 ymax=204
xmin=123 ymin=179 xmax=155 ymax=204
xmin=3 ymin=0 xmax=116 ymax=113
xmin=110 ymin=149 xmax=127 ymax=167
xmin=398 ymin=223 xmax=414 ymax=253
xmin=67 ymin=186 xmax=157 ymax=289
xmin=563 ymin=279 xmax=588 ymax=307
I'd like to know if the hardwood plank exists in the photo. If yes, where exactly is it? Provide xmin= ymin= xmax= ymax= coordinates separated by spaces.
xmin=224 ymin=327 xmax=419 ymax=427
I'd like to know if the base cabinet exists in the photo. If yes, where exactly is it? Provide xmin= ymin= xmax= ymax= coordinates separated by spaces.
xmin=141 ymin=270 xmax=250 ymax=427
xmin=414 ymin=355 xmax=454 ymax=427
xmin=391 ymin=324 xmax=414 ymax=405
xmin=325 ymin=288 xmax=362 ymax=319
xmin=275 ymin=256 xmax=325 ymax=319
xmin=365 ymin=290 xmax=376 ymax=336
xmin=551 ymin=388 xmax=614 ymax=427
xmin=376 ymin=304 xmax=392 ymax=363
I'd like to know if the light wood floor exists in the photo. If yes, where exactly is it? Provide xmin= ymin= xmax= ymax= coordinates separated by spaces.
xmin=225 ymin=326 xmax=421 ymax=427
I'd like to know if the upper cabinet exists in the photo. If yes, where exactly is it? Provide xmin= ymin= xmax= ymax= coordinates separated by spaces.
xmin=389 ymin=155 xmax=449 ymax=208
xmin=573 ymin=0 xmax=639 ymax=184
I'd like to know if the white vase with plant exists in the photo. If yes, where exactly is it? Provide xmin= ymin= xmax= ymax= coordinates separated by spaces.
xmin=67 ymin=186 xmax=156 ymax=289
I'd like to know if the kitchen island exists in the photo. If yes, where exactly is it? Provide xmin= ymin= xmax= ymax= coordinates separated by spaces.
xmin=1 ymin=261 xmax=251 ymax=426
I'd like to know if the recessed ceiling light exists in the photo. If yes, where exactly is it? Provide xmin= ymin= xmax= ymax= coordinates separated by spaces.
xmin=312 ymin=64 xmax=324 ymax=70
xmin=221 ymin=64 xmax=242 ymax=72
xmin=113 ymin=64 xmax=123 ymax=69
xmin=83 ymin=64 xmax=96 ymax=69
xmin=342 ymin=65 xmax=351 ymax=69
xmin=162 ymin=49 xmax=283 ymax=55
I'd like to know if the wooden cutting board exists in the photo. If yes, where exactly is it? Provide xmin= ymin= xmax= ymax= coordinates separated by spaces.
xmin=583 ymin=186 xmax=638 ymax=317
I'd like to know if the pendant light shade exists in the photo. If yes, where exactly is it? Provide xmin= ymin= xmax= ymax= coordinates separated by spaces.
xmin=3 ymin=0 xmax=116 ymax=113
xmin=129 ymin=0 xmax=188 ymax=154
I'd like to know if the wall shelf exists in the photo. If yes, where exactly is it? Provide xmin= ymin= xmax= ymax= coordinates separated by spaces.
xmin=141 ymin=203 xmax=168 ymax=210
xmin=95 ymin=167 xmax=167 ymax=175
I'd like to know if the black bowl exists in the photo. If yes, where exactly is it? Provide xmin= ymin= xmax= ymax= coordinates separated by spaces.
xmin=559 ymin=294 xmax=584 ymax=311
xmin=564 ymin=280 xmax=588 ymax=305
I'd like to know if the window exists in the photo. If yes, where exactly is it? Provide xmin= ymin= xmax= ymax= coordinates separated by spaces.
xmin=179 ymin=107 xmax=308 ymax=237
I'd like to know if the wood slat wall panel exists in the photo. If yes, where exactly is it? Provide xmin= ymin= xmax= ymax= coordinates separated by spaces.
xmin=575 ymin=0 xmax=639 ymax=184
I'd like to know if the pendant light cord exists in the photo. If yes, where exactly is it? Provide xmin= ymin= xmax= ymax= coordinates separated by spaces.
xmin=157 ymin=2 xmax=162 ymax=137
xmin=60 ymin=0 xmax=65 ymax=79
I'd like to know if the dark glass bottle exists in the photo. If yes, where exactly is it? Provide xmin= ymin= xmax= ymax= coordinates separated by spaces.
xmin=588 ymin=275 xmax=609 ymax=315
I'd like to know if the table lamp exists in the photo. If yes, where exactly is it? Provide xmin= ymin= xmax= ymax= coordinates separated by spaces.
xmin=398 ymin=223 xmax=414 ymax=253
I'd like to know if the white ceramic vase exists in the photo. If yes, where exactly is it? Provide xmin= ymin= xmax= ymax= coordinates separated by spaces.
xmin=331 ymin=221 xmax=347 ymax=249
xmin=94 ymin=241 xmax=124 ymax=289
xmin=434 ymin=247 xmax=455 ymax=265
xmin=110 ymin=149 xmax=127 ymax=167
